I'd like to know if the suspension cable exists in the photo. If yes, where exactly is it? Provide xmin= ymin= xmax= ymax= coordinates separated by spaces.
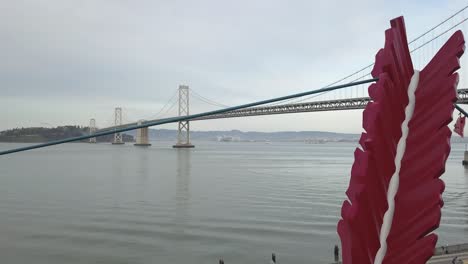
xmin=191 ymin=95 xmax=229 ymax=108
xmin=191 ymin=95 xmax=226 ymax=108
xmin=410 ymin=17 xmax=468 ymax=53
xmin=135 ymin=90 xmax=179 ymax=122
xmin=190 ymin=89 xmax=231 ymax=108
xmin=268 ymin=5 xmax=468 ymax=106
xmin=0 ymin=78 xmax=378 ymax=156
xmin=155 ymin=98 xmax=179 ymax=119
xmin=409 ymin=5 xmax=468 ymax=44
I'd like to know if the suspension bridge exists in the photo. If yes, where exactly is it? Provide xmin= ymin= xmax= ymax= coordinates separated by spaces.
xmin=2 ymin=5 xmax=468 ymax=155
xmin=93 ymin=87 xmax=468 ymax=148
xmin=77 ymin=6 xmax=468 ymax=149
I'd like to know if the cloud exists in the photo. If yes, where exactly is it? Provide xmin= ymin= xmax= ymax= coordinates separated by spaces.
xmin=0 ymin=0 xmax=466 ymax=132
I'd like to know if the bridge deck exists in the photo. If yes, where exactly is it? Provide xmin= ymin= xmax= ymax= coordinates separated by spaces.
xmin=194 ymin=88 xmax=468 ymax=120
xmin=98 ymin=89 xmax=468 ymax=132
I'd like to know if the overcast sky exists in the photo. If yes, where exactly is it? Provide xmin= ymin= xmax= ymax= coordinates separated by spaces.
xmin=1 ymin=0 xmax=467 ymax=133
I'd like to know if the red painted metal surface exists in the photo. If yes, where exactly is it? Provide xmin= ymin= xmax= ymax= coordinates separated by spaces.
xmin=454 ymin=114 xmax=466 ymax=137
xmin=337 ymin=16 xmax=465 ymax=264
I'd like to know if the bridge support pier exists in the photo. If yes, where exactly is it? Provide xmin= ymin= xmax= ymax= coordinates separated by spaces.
xmin=173 ymin=85 xmax=194 ymax=148
xmin=89 ymin=118 xmax=96 ymax=143
xmin=112 ymin=107 xmax=125 ymax=145
xmin=134 ymin=120 xmax=151 ymax=146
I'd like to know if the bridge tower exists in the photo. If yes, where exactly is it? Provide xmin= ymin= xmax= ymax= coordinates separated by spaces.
xmin=89 ymin=118 xmax=96 ymax=143
xmin=112 ymin=107 xmax=125 ymax=145
xmin=173 ymin=85 xmax=194 ymax=148
xmin=134 ymin=120 xmax=151 ymax=146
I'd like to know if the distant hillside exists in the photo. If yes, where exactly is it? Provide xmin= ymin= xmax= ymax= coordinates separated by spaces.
xmin=0 ymin=126 xmax=134 ymax=143
xmin=2 ymin=126 xmax=467 ymax=144
xmin=126 ymin=129 xmax=360 ymax=142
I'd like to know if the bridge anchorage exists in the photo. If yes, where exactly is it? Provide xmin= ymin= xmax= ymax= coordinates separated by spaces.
xmin=134 ymin=120 xmax=151 ymax=146
xmin=112 ymin=107 xmax=125 ymax=145
xmin=89 ymin=118 xmax=96 ymax=143
xmin=173 ymin=85 xmax=194 ymax=148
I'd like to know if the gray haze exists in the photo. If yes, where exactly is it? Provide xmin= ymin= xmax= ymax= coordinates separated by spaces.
xmin=1 ymin=0 xmax=467 ymax=132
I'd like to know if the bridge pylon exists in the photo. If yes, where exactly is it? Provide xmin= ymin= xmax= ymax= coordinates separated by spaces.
xmin=173 ymin=85 xmax=194 ymax=148
xmin=134 ymin=120 xmax=151 ymax=146
xmin=112 ymin=107 xmax=125 ymax=145
xmin=89 ymin=118 xmax=97 ymax=143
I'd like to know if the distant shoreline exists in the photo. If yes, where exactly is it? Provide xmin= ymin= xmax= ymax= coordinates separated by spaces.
xmin=3 ymin=126 xmax=468 ymax=144
xmin=0 ymin=126 xmax=134 ymax=144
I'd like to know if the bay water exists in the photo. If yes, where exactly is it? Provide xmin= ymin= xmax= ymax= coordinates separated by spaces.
xmin=0 ymin=141 xmax=467 ymax=263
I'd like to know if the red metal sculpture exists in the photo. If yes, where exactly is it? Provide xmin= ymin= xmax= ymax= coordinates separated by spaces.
xmin=337 ymin=17 xmax=465 ymax=264
xmin=454 ymin=113 xmax=466 ymax=137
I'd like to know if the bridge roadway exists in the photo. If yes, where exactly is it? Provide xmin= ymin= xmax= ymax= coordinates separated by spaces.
xmin=98 ymin=89 xmax=468 ymax=132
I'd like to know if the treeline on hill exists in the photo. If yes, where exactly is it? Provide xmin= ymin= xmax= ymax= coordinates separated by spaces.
xmin=0 ymin=126 xmax=134 ymax=143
